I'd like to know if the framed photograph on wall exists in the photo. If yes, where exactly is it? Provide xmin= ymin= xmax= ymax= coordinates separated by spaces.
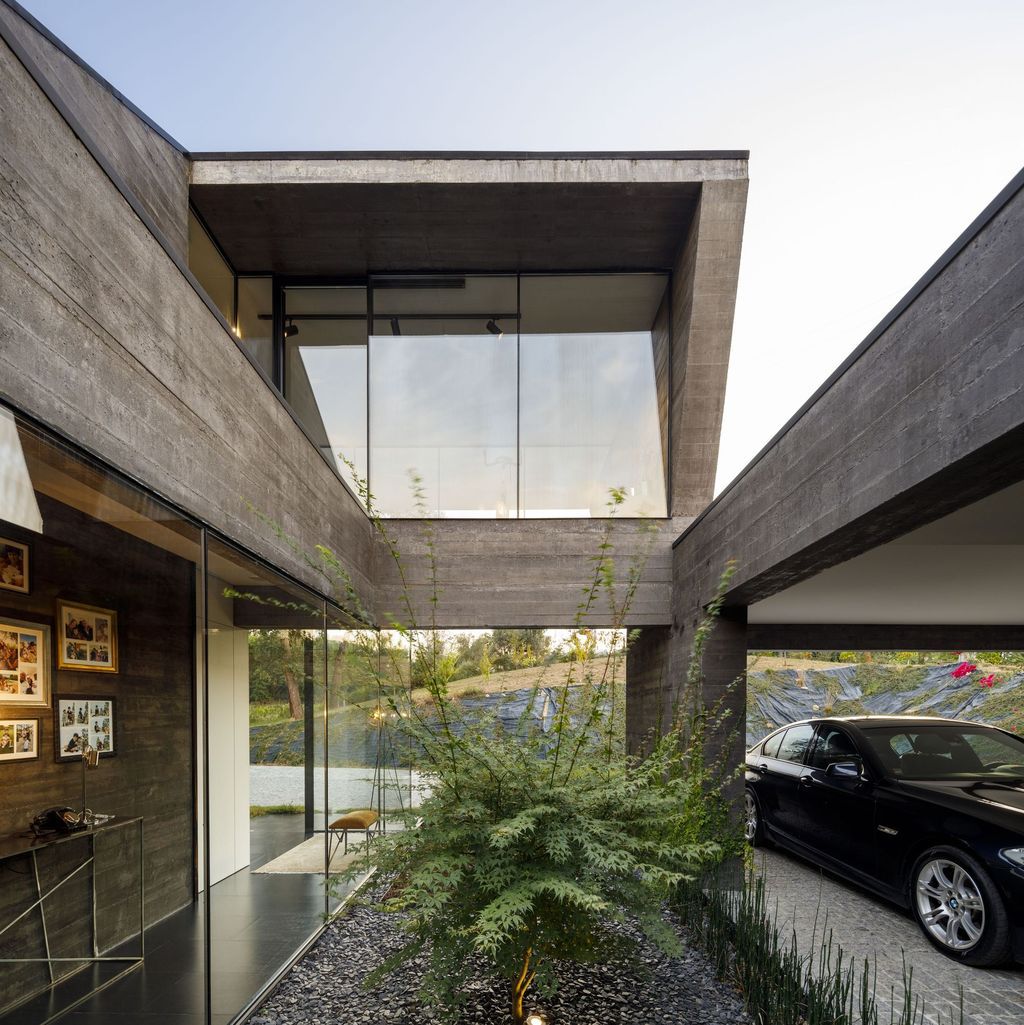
xmin=0 ymin=718 xmax=40 ymax=762
xmin=55 ymin=696 xmax=116 ymax=761
xmin=0 ymin=538 xmax=29 ymax=594
xmin=57 ymin=601 xmax=118 ymax=673
xmin=0 ymin=618 xmax=50 ymax=709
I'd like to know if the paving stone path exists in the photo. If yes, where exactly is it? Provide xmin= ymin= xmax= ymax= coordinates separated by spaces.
xmin=757 ymin=848 xmax=1024 ymax=1025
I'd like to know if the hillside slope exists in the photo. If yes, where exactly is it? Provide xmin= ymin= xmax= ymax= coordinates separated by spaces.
xmin=747 ymin=661 xmax=1024 ymax=745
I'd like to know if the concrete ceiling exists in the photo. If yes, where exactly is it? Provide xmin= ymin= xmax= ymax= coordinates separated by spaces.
xmin=748 ymin=480 xmax=1024 ymax=625
xmin=189 ymin=181 xmax=701 ymax=276
xmin=187 ymin=154 xmax=751 ymax=276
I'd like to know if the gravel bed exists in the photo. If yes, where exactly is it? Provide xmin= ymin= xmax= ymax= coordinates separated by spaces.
xmin=250 ymin=887 xmax=750 ymax=1025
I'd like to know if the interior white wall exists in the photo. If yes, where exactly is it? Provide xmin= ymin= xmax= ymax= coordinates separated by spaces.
xmin=203 ymin=576 xmax=251 ymax=886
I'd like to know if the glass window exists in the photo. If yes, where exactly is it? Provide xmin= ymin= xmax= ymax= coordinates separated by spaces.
xmin=808 ymin=726 xmax=860 ymax=769
xmin=862 ymin=725 xmax=1024 ymax=780
xmin=284 ymin=286 xmax=368 ymax=496
xmin=776 ymin=724 xmax=815 ymax=764
xmin=369 ymin=276 xmax=518 ymax=518
xmin=187 ymin=209 xmax=234 ymax=323
xmin=519 ymin=274 xmax=669 ymax=517
xmin=762 ymin=731 xmax=785 ymax=759
xmin=206 ymin=536 xmax=328 ymax=1021
xmin=236 ymin=275 xmax=274 ymax=380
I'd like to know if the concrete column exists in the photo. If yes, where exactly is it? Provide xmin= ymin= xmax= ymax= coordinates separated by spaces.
xmin=626 ymin=626 xmax=672 ymax=755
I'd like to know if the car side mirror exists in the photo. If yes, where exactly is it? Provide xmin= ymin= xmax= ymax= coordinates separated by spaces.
xmin=826 ymin=760 xmax=862 ymax=779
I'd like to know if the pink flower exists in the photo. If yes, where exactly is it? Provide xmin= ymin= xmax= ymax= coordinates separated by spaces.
xmin=951 ymin=662 xmax=977 ymax=679
xmin=978 ymin=674 xmax=995 ymax=687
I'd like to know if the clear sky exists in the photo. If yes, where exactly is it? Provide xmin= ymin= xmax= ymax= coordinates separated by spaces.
xmin=19 ymin=0 xmax=1024 ymax=493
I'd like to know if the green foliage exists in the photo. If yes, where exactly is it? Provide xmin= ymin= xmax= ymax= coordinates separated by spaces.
xmin=489 ymin=628 xmax=552 ymax=672
xmin=313 ymin=472 xmax=718 ymax=1021
xmin=676 ymin=871 xmax=964 ymax=1025
xmin=250 ymin=804 xmax=304 ymax=817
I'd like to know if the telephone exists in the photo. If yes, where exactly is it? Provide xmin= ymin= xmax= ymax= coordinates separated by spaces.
xmin=31 ymin=806 xmax=85 ymax=837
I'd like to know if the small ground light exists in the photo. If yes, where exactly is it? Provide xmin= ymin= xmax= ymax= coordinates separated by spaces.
xmin=525 ymin=1014 xmax=546 ymax=1025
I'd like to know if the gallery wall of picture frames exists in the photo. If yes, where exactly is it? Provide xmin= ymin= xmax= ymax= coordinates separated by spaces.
xmin=0 ymin=534 xmax=124 ymax=766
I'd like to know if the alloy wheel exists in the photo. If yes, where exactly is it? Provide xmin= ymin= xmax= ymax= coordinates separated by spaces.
xmin=914 ymin=858 xmax=986 ymax=952
xmin=744 ymin=791 xmax=759 ymax=842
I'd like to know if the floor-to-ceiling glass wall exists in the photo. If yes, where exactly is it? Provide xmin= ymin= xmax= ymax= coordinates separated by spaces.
xmin=368 ymin=276 xmax=518 ymax=518
xmin=204 ymin=538 xmax=328 ymax=1023
xmin=282 ymin=285 xmax=368 ymax=497
xmin=519 ymin=274 xmax=669 ymax=518
xmin=0 ymin=406 xmax=204 ymax=1024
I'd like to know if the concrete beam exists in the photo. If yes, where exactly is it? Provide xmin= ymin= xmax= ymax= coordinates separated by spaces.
xmin=190 ymin=155 xmax=748 ymax=188
xmin=748 ymin=623 xmax=1024 ymax=651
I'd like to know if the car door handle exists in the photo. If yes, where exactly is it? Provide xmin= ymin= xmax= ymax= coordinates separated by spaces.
xmin=756 ymin=763 xmax=769 ymax=774
xmin=798 ymin=774 xmax=815 ymax=788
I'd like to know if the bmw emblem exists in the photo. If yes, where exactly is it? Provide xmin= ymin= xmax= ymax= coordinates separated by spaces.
xmin=949 ymin=898 xmax=959 ymax=910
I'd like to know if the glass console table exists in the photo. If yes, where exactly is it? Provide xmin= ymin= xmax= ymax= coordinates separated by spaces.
xmin=0 ymin=817 xmax=144 ymax=1024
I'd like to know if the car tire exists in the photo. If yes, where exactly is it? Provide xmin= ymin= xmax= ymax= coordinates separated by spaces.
xmin=744 ymin=788 xmax=768 ymax=847
xmin=910 ymin=846 xmax=1011 ymax=966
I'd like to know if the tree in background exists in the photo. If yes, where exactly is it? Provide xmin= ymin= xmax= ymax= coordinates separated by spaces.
xmin=490 ymin=628 xmax=551 ymax=672
xmin=247 ymin=629 xmax=307 ymax=718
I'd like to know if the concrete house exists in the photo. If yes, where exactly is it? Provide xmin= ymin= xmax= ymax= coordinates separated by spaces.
xmin=2 ymin=1 xmax=1023 ymax=1023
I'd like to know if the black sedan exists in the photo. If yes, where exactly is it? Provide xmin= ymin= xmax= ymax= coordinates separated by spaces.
xmin=745 ymin=715 xmax=1024 ymax=966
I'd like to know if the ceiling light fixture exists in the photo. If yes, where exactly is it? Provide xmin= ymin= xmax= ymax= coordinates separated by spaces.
xmin=283 ymin=319 xmax=299 ymax=338
xmin=486 ymin=318 xmax=503 ymax=338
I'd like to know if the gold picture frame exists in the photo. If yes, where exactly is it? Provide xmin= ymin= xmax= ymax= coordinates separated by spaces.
xmin=56 ymin=601 xmax=118 ymax=673
xmin=0 ymin=618 xmax=50 ymax=709
xmin=0 ymin=537 xmax=29 ymax=594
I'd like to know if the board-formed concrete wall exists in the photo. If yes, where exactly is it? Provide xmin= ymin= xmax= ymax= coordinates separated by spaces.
xmin=0 ymin=0 xmax=749 ymax=634
xmin=377 ymin=518 xmax=685 ymax=629
xmin=0 ymin=33 xmax=375 ymax=605
xmin=0 ymin=1 xmax=189 ymax=261
xmin=626 ymin=167 xmax=1024 ymax=753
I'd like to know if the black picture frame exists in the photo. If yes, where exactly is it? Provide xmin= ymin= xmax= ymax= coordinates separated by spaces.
xmin=54 ymin=695 xmax=116 ymax=762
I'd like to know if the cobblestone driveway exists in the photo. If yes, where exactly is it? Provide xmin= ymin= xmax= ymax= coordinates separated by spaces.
xmin=757 ymin=849 xmax=1023 ymax=1025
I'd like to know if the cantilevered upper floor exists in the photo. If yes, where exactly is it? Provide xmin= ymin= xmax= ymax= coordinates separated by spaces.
xmin=185 ymin=151 xmax=748 ymax=521
xmin=0 ymin=0 xmax=747 ymax=622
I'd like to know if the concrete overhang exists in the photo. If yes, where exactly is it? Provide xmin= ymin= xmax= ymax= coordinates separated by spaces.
xmin=188 ymin=151 xmax=748 ymax=276
xmin=748 ymin=480 xmax=1024 ymax=626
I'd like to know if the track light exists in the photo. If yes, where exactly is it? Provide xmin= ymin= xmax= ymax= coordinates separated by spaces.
xmin=486 ymin=318 xmax=503 ymax=338
xmin=390 ymin=317 xmax=401 ymax=336
xmin=283 ymin=319 xmax=299 ymax=338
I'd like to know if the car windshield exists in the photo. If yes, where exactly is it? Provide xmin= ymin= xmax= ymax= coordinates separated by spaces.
xmin=861 ymin=724 xmax=1024 ymax=781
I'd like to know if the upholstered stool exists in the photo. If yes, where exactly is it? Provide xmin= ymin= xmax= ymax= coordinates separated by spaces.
xmin=328 ymin=809 xmax=380 ymax=865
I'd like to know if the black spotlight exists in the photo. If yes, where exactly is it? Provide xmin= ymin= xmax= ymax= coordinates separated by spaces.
xmin=283 ymin=319 xmax=299 ymax=338
xmin=390 ymin=317 xmax=401 ymax=336
xmin=486 ymin=318 xmax=502 ymax=337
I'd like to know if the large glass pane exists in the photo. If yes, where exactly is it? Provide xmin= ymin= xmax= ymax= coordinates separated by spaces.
xmin=369 ymin=276 xmax=517 ymax=517
xmin=0 ymin=407 xmax=204 ymax=1022
xmin=519 ymin=274 xmax=669 ymax=517
xmin=205 ymin=538 xmax=326 ymax=1023
xmin=236 ymin=275 xmax=274 ymax=380
xmin=187 ymin=209 xmax=234 ymax=323
xmin=284 ymin=286 xmax=368 ymax=496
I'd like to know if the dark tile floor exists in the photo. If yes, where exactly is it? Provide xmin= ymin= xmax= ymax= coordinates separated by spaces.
xmin=3 ymin=817 xmax=333 ymax=1025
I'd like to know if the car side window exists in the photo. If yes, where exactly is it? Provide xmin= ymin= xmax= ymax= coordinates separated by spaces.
xmin=776 ymin=724 xmax=814 ymax=764
xmin=762 ymin=731 xmax=785 ymax=759
xmin=808 ymin=726 xmax=859 ymax=770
